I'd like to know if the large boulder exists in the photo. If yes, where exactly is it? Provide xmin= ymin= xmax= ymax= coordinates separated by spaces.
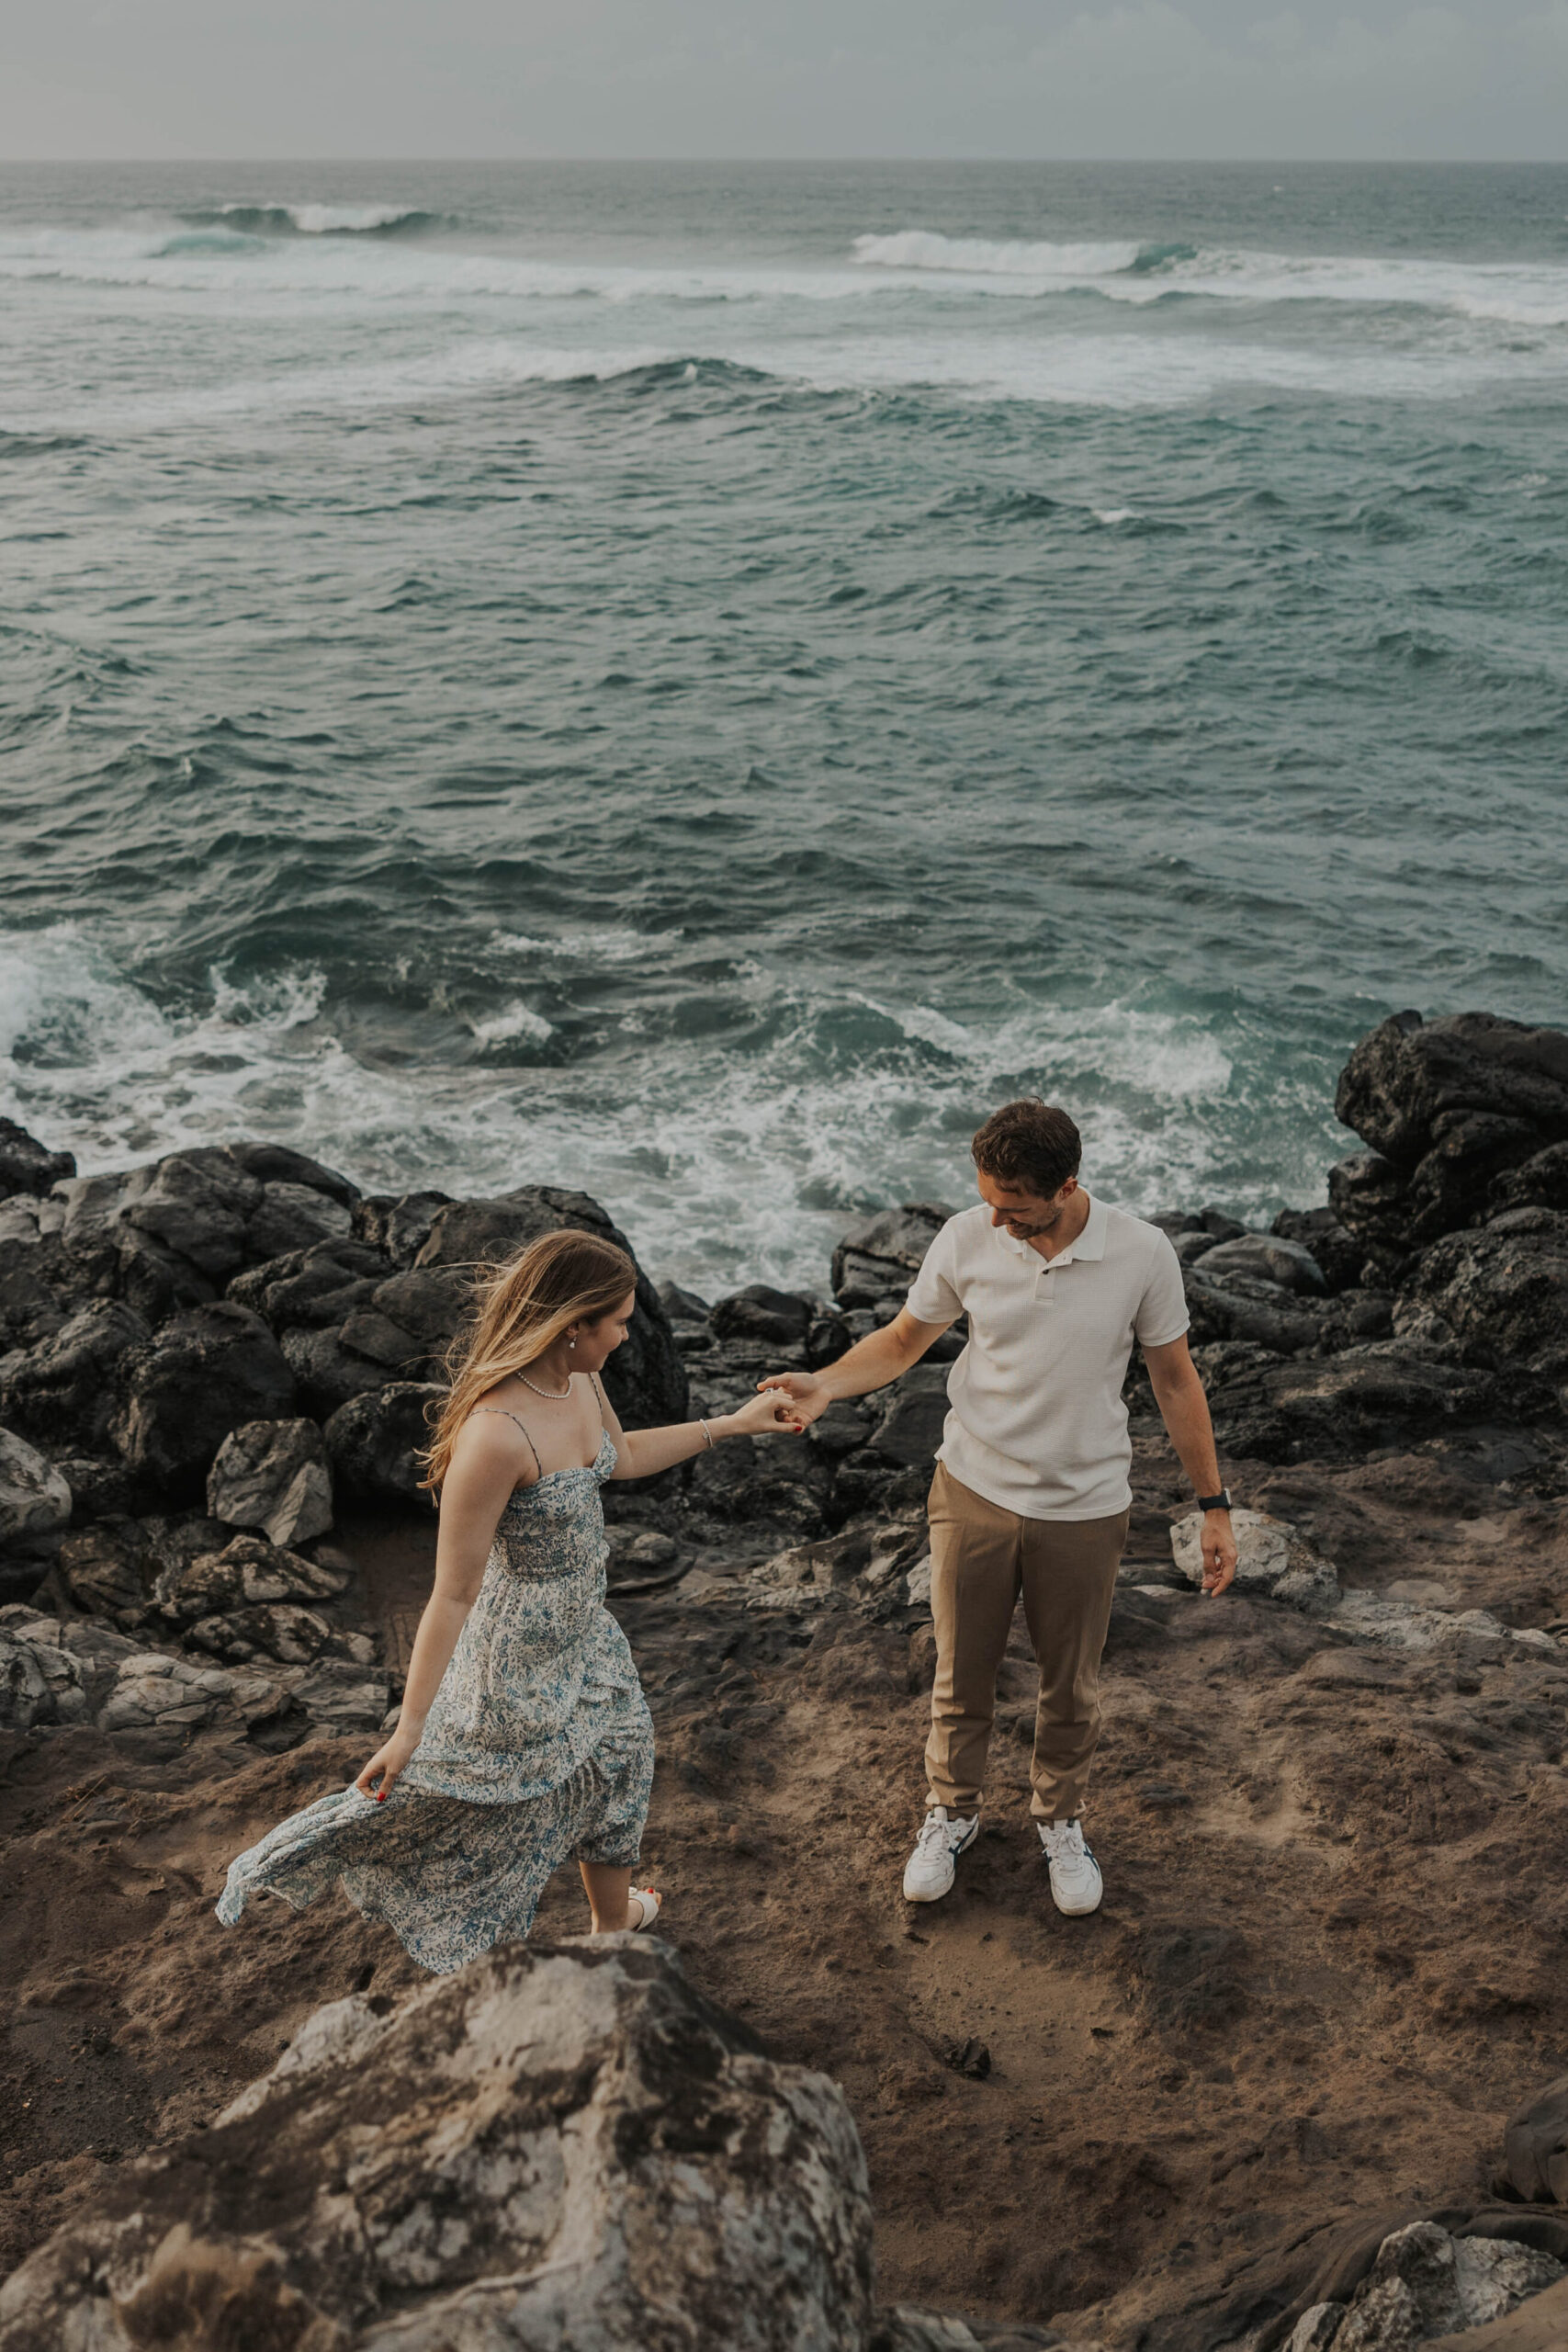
xmin=414 ymin=1185 xmax=686 ymax=1430
xmin=0 ymin=1939 xmax=877 ymax=2352
xmin=324 ymin=1381 xmax=443 ymax=1503
xmin=207 ymin=1416 xmax=333 ymax=1546
xmin=1192 ymin=1339 xmax=1549 ymax=1466
xmin=710 ymin=1285 xmax=814 ymax=1349
xmin=1193 ymin=1233 xmax=1326 ymax=1295
xmin=0 ymin=1427 xmax=72 ymax=1545
xmin=1169 ymin=1507 xmax=1337 ymax=1609
xmin=0 ymin=1625 xmax=89 ymax=1730
xmin=0 ymin=1299 xmax=150 ymax=1450
xmin=152 ymin=1530 xmax=349 ymax=1624
xmin=1318 ymin=2218 xmax=1563 ymax=2349
xmin=866 ymin=1362 xmax=951 ymax=1470
xmin=110 ymin=1302 xmax=295 ymax=1495
xmin=0 ymin=1117 xmax=74 ymax=1201
xmin=1337 ymin=1012 xmax=1568 ymax=1167
xmin=1183 ymin=1266 xmax=1325 ymax=1358
xmin=831 ymin=1203 xmax=952 ymax=1310
xmin=1401 ymin=1211 xmax=1568 ymax=1376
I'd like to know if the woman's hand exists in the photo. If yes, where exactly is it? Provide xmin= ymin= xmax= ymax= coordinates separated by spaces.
xmin=355 ymin=1731 xmax=419 ymax=1803
xmin=722 ymin=1389 xmax=807 ymax=1439
xmin=754 ymin=1370 xmax=832 ymax=1428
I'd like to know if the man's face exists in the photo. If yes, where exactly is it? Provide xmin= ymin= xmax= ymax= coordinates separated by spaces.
xmin=976 ymin=1168 xmax=1078 ymax=1239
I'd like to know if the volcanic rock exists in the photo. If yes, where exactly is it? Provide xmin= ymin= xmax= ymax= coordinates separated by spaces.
xmin=1402 ymin=1213 xmax=1568 ymax=1375
xmin=0 ymin=1120 xmax=74 ymax=1202
xmin=832 ymin=1204 xmax=951 ymax=1307
xmin=324 ymin=1380 xmax=444 ymax=1503
xmin=55 ymin=1521 xmax=152 ymax=1627
xmin=1169 ymin=1508 xmax=1338 ymax=1609
xmin=0 ymin=1938 xmax=877 ymax=2352
xmin=0 ymin=1430 xmax=71 ymax=1548
xmin=0 ymin=1299 xmax=149 ymax=1452
xmin=0 ymin=1623 xmax=88 ymax=1730
xmin=152 ymin=1531 xmax=350 ymax=1625
xmin=1325 ymin=2217 xmax=1564 ymax=2347
xmin=207 ymin=1417 xmax=333 ymax=1547
xmin=109 ymin=1302 xmax=295 ymax=1496
xmin=1194 ymin=1234 xmax=1327 ymax=1295
xmin=711 ymin=1284 xmax=816 ymax=1348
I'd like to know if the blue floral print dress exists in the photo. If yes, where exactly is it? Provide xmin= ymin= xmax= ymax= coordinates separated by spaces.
xmin=216 ymin=1406 xmax=654 ymax=1974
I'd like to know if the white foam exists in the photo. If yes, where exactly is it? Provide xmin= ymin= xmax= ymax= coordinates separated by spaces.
xmin=852 ymin=230 xmax=1143 ymax=279
xmin=468 ymin=1000 xmax=556 ymax=1046
xmin=1092 ymin=507 xmax=1135 ymax=525
xmin=487 ymin=927 xmax=685 ymax=966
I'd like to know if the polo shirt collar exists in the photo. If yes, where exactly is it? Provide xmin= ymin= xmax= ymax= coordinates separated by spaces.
xmin=994 ymin=1192 xmax=1106 ymax=1266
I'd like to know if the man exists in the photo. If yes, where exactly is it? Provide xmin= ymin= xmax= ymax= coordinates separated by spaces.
xmin=762 ymin=1099 xmax=1238 ymax=1917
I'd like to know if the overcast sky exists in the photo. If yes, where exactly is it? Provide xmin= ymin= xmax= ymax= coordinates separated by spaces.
xmin=8 ymin=0 xmax=1568 ymax=163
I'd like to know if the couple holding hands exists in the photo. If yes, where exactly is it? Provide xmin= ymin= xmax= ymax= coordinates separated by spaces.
xmin=219 ymin=1098 xmax=1236 ymax=1969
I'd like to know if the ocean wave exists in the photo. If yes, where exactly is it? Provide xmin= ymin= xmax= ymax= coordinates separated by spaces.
xmin=0 ymin=923 xmax=1334 ymax=1292
xmin=178 ymin=202 xmax=446 ymax=238
xmin=852 ymin=230 xmax=1145 ymax=278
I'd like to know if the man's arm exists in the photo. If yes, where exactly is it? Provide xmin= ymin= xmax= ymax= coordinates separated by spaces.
xmin=760 ymin=1306 xmax=953 ymax=1424
xmin=1142 ymin=1335 xmax=1238 ymax=1597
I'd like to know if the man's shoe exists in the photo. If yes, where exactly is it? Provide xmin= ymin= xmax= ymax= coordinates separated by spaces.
xmin=1039 ymin=1818 xmax=1102 ymax=1916
xmin=902 ymin=1806 xmax=979 ymax=1903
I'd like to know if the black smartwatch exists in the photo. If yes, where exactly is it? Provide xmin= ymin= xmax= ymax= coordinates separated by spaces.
xmin=1197 ymin=1488 xmax=1232 ymax=1513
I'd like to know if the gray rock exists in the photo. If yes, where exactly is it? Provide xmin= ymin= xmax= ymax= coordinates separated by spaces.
xmin=0 ymin=1427 xmax=72 ymax=1544
xmin=1504 ymin=2075 xmax=1568 ymax=2205
xmin=224 ymin=1140 xmax=361 ymax=1209
xmin=324 ymin=1380 xmax=444 ymax=1502
xmin=0 ymin=1118 xmax=74 ymax=1201
xmin=711 ymin=1284 xmax=814 ymax=1348
xmin=245 ymin=1180 xmax=355 ymax=1262
xmin=1491 ymin=1139 xmax=1568 ymax=1219
xmin=1286 ymin=2308 xmax=1346 ymax=2352
xmin=153 ymin=1531 xmax=350 ymax=1623
xmin=0 ymin=1299 xmax=150 ymax=1450
xmin=1404 ymin=1215 xmax=1568 ymax=1374
xmin=868 ymin=1363 xmax=951 ymax=1470
xmin=207 ymin=1417 xmax=333 ymax=1546
xmin=1329 ymin=2218 xmax=1564 ymax=2348
xmin=831 ymin=1204 xmax=951 ymax=1306
xmin=1182 ymin=1265 xmax=1325 ymax=1357
xmin=0 ymin=1938 xmax=877 ymax=2352
xmin=1337 ymin=1010 xmax=1568 ymax=1167
xmin=111 ymin=1302 xmax=295 ymax=1495
xmin=352 ymin=1188 xmax=452 ymax=1263
xmin=657 ymin=1278 xmax=712 ymax=1323
xmin=1194 ymin=1233 xmax=1328 ymax=1295
xmin=186 ymin=1600 xmax=362 ymax=1667
xmin=56 ymin=1521 xmax=152 ymax=1626
xmin=118 ymin=1148 xmax=264 ymax=1279
xmin=1170 ymin=1508 xmax=1337 ymax=1609
xmin=0 ymin=1627 xmax=89 ymax=1729
xmin=280 ymin=1322 xmax=391 ymax=1415
xmin=229 ymin=1238 xmax=385 ymax=1329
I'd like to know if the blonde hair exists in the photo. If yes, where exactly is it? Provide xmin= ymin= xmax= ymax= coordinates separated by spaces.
xmin=421 ymin=1227 xmax=636 ymax=1491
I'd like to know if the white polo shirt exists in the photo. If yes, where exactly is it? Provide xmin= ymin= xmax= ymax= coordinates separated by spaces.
xmin=904 ymin=1196 xmax=1189 ymax=1521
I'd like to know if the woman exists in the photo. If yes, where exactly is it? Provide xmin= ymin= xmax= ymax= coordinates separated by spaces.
xmin=217 ymin=1227 xmax=800 ymax=1972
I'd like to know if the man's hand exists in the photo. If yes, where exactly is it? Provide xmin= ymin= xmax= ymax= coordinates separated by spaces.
xmin=1201 ymin=1511 xmax=1237 ymax=1596
xmin=757 ymin=1370 xmax=833 ymax=1428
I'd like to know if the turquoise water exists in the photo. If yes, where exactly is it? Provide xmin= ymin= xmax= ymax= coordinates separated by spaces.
xmin=2 ymin=161 xmax=1565 ymax=1288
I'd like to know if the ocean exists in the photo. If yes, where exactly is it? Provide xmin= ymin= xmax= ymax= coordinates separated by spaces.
xmin=2 ymin=159 xmax=1565 ymax=1293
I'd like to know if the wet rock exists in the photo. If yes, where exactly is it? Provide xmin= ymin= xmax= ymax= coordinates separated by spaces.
xmin=0 ymin=1117 xmax=75 ymax=1201
xmin=1170 ymin=1508 xmax=1338 ymax=1609
xmin=1404 ymin=1214 xmax=1568 ymax=1375
xmin=0 ymin=1625 xmax=89 ymax=1729
xmin=224 ymin=1140 xmax=360 ymax=1209
xmin=207 ymin=1417 xmax=333 ymax=1546
xmin=153 ymin=1530 xmax=350 ymax=1624
xmin=657 ymin=1278 xmax=711 ymax=1323
xmin=832 ymin=1204 xmax=951 ymax=1306
xmin=352 ymin=1187 xmax=451 ymax=1263
xmin=0 ymin=1939 xmax=877 ymax=2352
xmin=118 ymin=1148 xmax=264 ymax=1279
xmin=711 ymin=1284 xmax=815 ymax=1348
xmin=1194 ymin=1233 xmax=1327 ymax=1295
xmin=324 ymin=1380 xmax=443 ymax=1503
xmin=0 ymin=1428 xmax=72 ymax=1545
xmin=0 ymin=1299 xmax=149 ymax=1451
xmin=1503 ymin=2075 xmax=1568 ymax=2206
xmin=867 ymin=1362 xmax=950 ymax=1470
xmin=229 ymin=1237 xmax=386 ymax=1329
xmin=110 ymin=1302 xmax=294 ymax=1495
xmin=244 ymin=1180 xmax=355 ymax=1262
xmin=1337 ymin=1011 xmax=1568 ymax=1167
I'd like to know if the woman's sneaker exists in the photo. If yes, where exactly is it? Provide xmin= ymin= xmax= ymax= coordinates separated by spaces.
xmin=902 ymin=1807 xmax=979 ymax=1902
xmin=1039 ymin=1818 xmax=1102 ymax=1915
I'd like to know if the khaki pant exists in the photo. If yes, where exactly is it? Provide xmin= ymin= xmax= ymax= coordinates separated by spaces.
xmin=924 ymin=1461 xmax=1128 ymax=1824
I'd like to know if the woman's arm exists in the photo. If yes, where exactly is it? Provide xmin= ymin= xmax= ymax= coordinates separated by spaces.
xmin=597 ymin=1375 xmax=804 ymax=1481
xmin=354 ymin=1418 xmax=522 ymax=1798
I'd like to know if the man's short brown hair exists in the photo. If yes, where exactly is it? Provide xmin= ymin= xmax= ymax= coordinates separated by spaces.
xmin=971 ymin=1100 xmax=1082 ymax=1199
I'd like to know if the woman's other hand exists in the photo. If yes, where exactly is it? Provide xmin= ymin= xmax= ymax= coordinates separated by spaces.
xmin=355 ymin=1731 xmax=418 ymax=1802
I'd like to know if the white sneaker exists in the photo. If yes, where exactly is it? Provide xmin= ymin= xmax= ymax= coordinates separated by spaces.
xmin=1039 ymin=1818 xmax=1103 ymax=1916
xmin=902 ymin=1806 xmax=979 ymax=1902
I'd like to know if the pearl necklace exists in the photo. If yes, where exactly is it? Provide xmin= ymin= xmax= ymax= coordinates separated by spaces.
xmin=517 ymin=1369 xmax=572 ymax=1401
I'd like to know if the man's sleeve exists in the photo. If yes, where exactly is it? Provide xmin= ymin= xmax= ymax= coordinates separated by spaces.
xmin=1134 ymin=1231 xmax=1190 ymax=1349
xmin=905 ymin=1221 xmax=963 ymax=1327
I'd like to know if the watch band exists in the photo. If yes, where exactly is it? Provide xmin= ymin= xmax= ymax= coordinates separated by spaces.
xmin=1197 ymin=1488 xmax=1232 ymax=1513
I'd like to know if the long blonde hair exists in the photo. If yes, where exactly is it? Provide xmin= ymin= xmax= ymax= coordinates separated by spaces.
xmin=421 ymin=1227 xmax=636 ymax=1491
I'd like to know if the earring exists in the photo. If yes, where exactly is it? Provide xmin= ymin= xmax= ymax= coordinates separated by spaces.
xmin=568 ymin=1336 xmax=577 ymax=1350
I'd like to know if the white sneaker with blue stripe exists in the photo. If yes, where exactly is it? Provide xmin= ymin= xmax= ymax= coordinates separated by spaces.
xmin=902 ymin=1805 xmax=979 ymax=1902
xmin=1039 ymin=1817 xmax=1103 ymax=1915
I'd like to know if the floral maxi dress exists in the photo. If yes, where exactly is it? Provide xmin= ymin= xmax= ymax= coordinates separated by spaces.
xmin=216 ymin=1420 xmax=654 ymax=1974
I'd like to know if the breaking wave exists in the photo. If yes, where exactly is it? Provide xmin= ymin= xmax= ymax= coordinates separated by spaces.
xmin=177 ymin=202 xmax=446 ymax=237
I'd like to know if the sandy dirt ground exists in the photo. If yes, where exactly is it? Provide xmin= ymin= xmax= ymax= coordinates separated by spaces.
xmin=4 ymin=1434 xmax=1567 ymax=2346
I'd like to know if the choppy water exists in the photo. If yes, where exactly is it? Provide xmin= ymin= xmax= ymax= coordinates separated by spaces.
xmin=3 ymin=160 xmax=1566 ymax=1289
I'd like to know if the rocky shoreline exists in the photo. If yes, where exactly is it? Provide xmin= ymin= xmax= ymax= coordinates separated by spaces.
xmin=3 ymin=1008 xmax=1567 ymax=2351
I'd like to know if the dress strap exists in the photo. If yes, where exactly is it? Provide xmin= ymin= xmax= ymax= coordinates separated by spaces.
xmin=590 ymin=1373 xmax=608 ymax=1430
xmin=472 ymin=1408 xmax=544 ymax=1482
